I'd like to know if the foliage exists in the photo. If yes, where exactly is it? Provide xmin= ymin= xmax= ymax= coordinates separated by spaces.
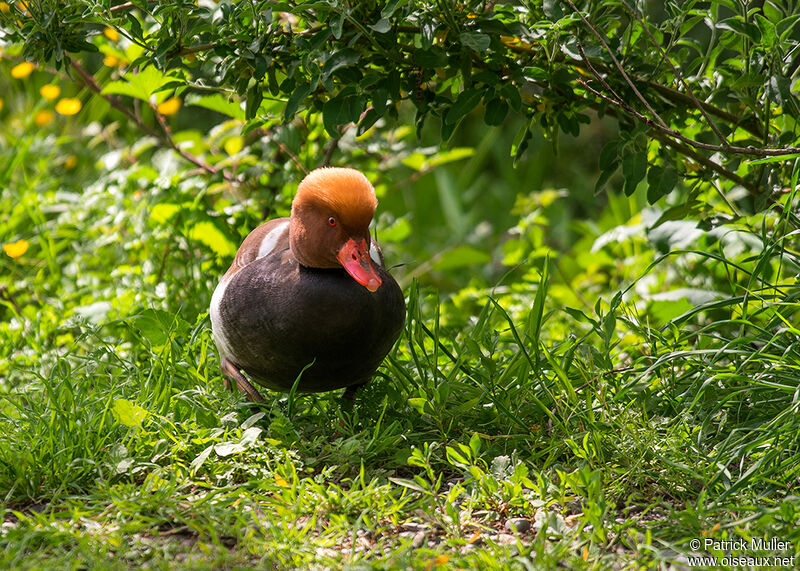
xmin=1 ymin=0 xmax=800 ymax=569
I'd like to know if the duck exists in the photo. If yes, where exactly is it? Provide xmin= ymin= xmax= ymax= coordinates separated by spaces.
xmin=209 ymin=167 xmax=406 ymax=402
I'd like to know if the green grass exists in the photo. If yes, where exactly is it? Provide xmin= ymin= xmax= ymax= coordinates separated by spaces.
xmin=3 ymin=76 xmax=800 ymax=570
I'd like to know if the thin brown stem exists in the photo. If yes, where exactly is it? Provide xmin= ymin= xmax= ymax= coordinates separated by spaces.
xmin=619 ymin=0 xmax=730 ymax=147
xmin=70 ymin=60 xmax=238 ymax=182
xmin=560 ymin=0 xmax=669 ymax=129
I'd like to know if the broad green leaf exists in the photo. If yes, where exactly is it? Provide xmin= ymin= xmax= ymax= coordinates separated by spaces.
xmin=380 ymin=217 xmax=412 ymax=243
xmin=284 ymin=82 xmax=311 ymax=121
xmin=150 ymin=203 xmax=181 ymax=224
xmin=322 ymin=48 xmax=360 ymax=78
xmin=755 ymin=14 xmax=777 ymax=48
xmin=113 ymin=399 xmax=148 ymax=428
xmin=501 ymin=83 xmax=522 ymax=112
xmin=433 ymin=245 xmax=491 ymax=271
xmin=646 ymin=164 xmax=679 ymax=204
xmin=188 ymin=221 xmax=237 ymax=257
xmin=134 ymin=308 xmax=172 ymax=346
xmin=622 ymin=150 xmax=647 ymax=196
xmin=460 ymin=32 xmax=490 ymax=52
xmin=445 ymin=88 xmax=483 ymax=125
xmin=101 ymin=66 xmax=172 ymax=103
xmin=224 ymin=136 xmax=244 ymax=156
xmin=414 ymin=46 xmax=448 ymax=68
xmin=484 ymin=98 xmax=509 ymax=126
xmin=369 ymin=18 xmax=391 ymax=33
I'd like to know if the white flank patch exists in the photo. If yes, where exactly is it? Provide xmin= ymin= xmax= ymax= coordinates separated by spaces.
xmin=257 ymin=220 xmax=290 ymax=259
xmin=209 ymin=276 xmax=235 ymax=361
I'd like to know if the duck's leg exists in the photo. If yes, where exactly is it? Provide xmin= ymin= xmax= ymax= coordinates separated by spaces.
xmin=220 ymin=358 xmax=265 ymax=403
xmin=342 ymin=382 xmax=367 ymax=402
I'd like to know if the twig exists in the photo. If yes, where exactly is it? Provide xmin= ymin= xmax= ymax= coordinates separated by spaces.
xmin=575 ymin=53 xmax=800 ymax=158
xmin=70 ymin=60 xmax=239 ymax=182
xmin=589 ymin=91 xmax=763 ymax=196
xmin=321 ymin=137 xmax=340 ymax=167
xmin=276 ymin=142 xmax=308 ymax=175
xmin=619 ymin=0 xmax=730 ymax=147
xmin=560 ymin=0 xmax=670 ymax=130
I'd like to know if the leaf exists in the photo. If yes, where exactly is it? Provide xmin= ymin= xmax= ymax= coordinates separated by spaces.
xmin=483 ymin=97 xmax=509 ymax=126
xmin=322 ymin=48 xmax=360 ymax=78
xmin=445 ymin=88 xmax=483 ymax=125
xmin=101 ymin=66 xmax=171 ymax=102
xmin=543 ymin=0 xmax=564 ymax=20
xmin=460 ymin=32 xmax=490 ymax=52
xmin=414 ymin=46 xmax=448 ymax=68
xmin=186 ymin=93 xmax=245 ymax=120
xmin=646 ymin=164 xmax=679 ymax=204
xmin=369 ymin=18 xmax=392 ymax=33
xmin=500 ymin=83 xmax=522 ymax=112
xmin=755 ymin=14 xmax=777 ymax=48
xmin=622 ymin=150 xmax=647 ymax=196
xmin=433 ymin=246 xmax=491 ymax=271
xmin=598 ymin=141 xmax=620 ymax=171
xmin=188 ymin=221 xmax=237 ymax=257
xmin=283 ymin=82 xmax=311 ymax=121
xmin=379 ymin=217 xmax=412 ymax=243
xmin=113 ymin=399 xmax=148 ymax=428
xmin=190 ymin=444 xmax=214 ymax=476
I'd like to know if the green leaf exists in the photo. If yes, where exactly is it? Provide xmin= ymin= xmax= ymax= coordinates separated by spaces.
xmin=445 ymin=88 xmax=483 ymax=125
xmin=483 ymin=98 xmax=509 ymax=126
xmin=598 ymin=141 xmax=620 ymax=171
xmin=101 ymin=66 xmax=171 ymax=103
xmin=188 ymin=221 xmax=237 ymax=258
xmin=755 ymin=14 xmax=777 ymax=48
xmin=186 ymin=93 xmax=245 ymax=120
xmin=323 ymin=97 xmax=344 ymax=137
xmin=543 ymin=0 xmax=564 ymax=20
xmin=113 ymin=399 xmax=148 ymax=428
xmin=379 ymin=217 xmax=412 ymax=243
xmin=133 ymin=308 xmax=172 ymax=347
xmin=415 ymin=46 xmax=448 ymax=68
xmin=500 ymin=83 xmax=522 ymax=112
xmin=646 ymin=164 xmax=679 ymax=204
xmin=284 ymin=82 xmax=311 ymax=121
xmin=245 ymin=83 xmax=263 ymax=120
xmin=622 ymin=150 xmax=647 ymax=196
xmin=322 ymin=48 xmax=360 ymax=78
xmin=460 ymin=32 xmax=490 ymax=52
xmin=369 ymin=18 xmax=392 ymax=33
xmin=433 ymin=245 xmax=491 ymax=271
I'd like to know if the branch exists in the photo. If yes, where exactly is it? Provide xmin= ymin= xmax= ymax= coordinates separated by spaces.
xmin=70 ymin=60 xmax=239 ymax=183
xmin=619 ymin=0 xmax=730 ymax=147
xmin=560 ymin=0 xmax=670 ymax=130
xmin=575 ymin=51 xmax=800 ymax=158
xmin=579 ymin=86 xmax=762 ymax=196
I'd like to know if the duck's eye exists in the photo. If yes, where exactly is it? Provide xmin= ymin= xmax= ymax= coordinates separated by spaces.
xmin=328 ymin=217 xmax=336 ymax=227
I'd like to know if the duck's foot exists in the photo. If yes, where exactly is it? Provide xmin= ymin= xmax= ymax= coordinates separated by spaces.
xmin=221 ymin=358 xmax=265 ymax=403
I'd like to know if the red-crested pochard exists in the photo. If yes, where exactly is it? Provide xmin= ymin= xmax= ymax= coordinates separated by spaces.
xmin=209 ymin=167 xmax=405 ymax=401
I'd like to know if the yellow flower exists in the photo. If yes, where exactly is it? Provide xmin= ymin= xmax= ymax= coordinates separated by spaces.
xmin=103 ymin=27 xmax=119 ymax=42
xmin=3 ymin=239 xmax=29 ymax=259
xmin=157 ymin=97 xmax=181 ymax=115
xmin=103 ymin=54 xmax=119 ymax=67
xmin=0 ymin=2 xmax=9 ymax=14
xmin=55 ymin=98 xmax=82 ymax=115
xmin=40 ymin=83 xmax=60 ymax=100
xmin=0 ymin=98 xmax=3 ymax=112
xmin=11 ymin=61 xmax=35 ymax=78
xmin=34 ymin=109 xmax=54 ymax=126
xmin=65 ymin=155 xmax=78 ymax=169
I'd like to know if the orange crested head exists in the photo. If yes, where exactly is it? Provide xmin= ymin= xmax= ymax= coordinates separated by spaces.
xmin=292 ymin=167 xmax=377 ymax=233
